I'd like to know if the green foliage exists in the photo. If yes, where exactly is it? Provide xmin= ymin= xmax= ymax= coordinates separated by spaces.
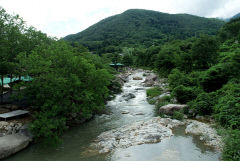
xmin=172 ymin=111 xmax=184 ymax=120
xmin=219 ymin=17 xmax=240 ymax=42
xmin=214 ymin=83 xmax=240 ymax=129
xmin=146 ymin=87 xmax=163 ymax=98
xmin=64 ymin=9 xmax=224 ymax=54
xmin=19 ymin=41 xmax=113 ymax=142
xmin=168 ymin=69 xmax=188 ymax=89
xmin=191 ymin=35 xmax=219 ymax=69
xmin=222 ymin=129 xmax=240 ymax=161
xmin=200 ymin=63 xmax=232 ymax=92
xmin=188 ymin=92 xmax=216 ymax=115
xmin=172 ymin=85 xmax=201 ymax=104
xmin=122 ymin=54 xmax=133 ymax=66
xmin=155 ymin=44 xmax=177 ymax=76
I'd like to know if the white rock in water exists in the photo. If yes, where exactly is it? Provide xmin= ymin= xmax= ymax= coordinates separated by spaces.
xmin=185 ymin=120 xmax=223 ymax=151
xmin=92 ymin=117 xmax=184 ymax=153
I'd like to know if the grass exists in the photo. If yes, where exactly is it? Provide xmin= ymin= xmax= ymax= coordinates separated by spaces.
xmin=146 ymin=87 xmax=163 ymax=98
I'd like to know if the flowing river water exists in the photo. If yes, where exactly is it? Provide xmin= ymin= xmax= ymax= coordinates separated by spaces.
xmin=4 ymin=70 xmax=221 ymax=161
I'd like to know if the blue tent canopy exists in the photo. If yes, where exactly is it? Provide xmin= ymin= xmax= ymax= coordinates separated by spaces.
xmin=0 ymin=76 xmax=32 ymax=85
xmin=109 ymin=63 xmax=124 ymax=67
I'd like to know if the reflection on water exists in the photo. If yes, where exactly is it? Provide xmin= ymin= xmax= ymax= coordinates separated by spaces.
xmin=3 ymin=71 xmax=221 ymax=161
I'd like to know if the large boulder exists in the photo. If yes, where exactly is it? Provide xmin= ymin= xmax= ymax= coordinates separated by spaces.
xmin=0 ymin=134 xmax=30 ymax=159
xmin=159 ymin=104 xmax=187 ymax=115
xmin=143 ymin=73 xmax=157 ymax=87
xmin=145 ymin=74 xmax=157 ymax=82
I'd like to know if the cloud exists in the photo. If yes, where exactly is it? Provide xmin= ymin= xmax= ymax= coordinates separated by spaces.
xmin=0 ymin=0 xmax=239 ymax=38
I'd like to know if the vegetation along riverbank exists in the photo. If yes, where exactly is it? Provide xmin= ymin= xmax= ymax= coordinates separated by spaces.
xmin=0 ymin=6 xmax=240 ymax=161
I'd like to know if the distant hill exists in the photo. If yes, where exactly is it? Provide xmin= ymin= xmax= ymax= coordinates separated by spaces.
xmin=64 ymin=9 xmax=225 ymax=52
xmin=231 ymin=13 xmax=240 ymax=20
xmin=222 ymin=13 xmax=240 ymax=22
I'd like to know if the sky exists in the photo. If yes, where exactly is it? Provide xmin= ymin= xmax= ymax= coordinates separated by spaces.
xmin=0 ymin=0 xmax=240 ymax=38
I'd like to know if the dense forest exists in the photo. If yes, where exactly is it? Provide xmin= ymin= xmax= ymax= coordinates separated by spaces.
xmin=1 ymin=6 xmax=240 ymax=161
xmin=64 ymin=9 xmax=225 ymax=54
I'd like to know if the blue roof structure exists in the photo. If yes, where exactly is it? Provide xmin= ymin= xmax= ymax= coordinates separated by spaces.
xmin=0 ymin=76 xmax=32 ymax=85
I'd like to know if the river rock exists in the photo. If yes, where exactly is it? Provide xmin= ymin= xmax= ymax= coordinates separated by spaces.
xmin=185 ymin=120 xmax=223 ymax=151
xmin=149 ymin=92 xmax=171 ymax=104
xmin=143 ymin=73 xmax=157 ymax=87
xmin=92 ymin=117 xmax=184 ymax=153
xmin=133 ymin=77 xmax=143 ymax=80
xmin=121 ymin=111 xmax=130 ymax=114
xmin=159 ymin=104 xmax=187 ymax=115
xmin=135 ymin=88 xmax=144 ymax=90
xmin=0 ymin=121 xmax=24 ymax=136
xmin=122 ymin=93 xmax=136 ymax=101
xmin=143 ymin=80 xmax=155 ymax=87
xmin=135 ymin=112 xmax=144 ymax=115
xmin=0 ymin=134 xmax=30 ymax=159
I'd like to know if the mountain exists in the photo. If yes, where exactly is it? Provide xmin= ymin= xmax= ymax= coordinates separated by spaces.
xmin=64 ymin=9 xmax=225 ymax=52
xmin=231 ymin=13 xmax=240 ymax=20
xmin=223 ymin=13 xmax=240 ymax=22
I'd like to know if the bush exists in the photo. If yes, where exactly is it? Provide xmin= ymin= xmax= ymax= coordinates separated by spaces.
xmin=172 ymin=85 xmax=201 ymax=104
xmin=223 ymin=129 xmax=240 ymax=161
xmin=188 ymin=92 xmax=216 ymax=115
xmin=214 ymin=83 xmax=240 ymax=129
xmin=168 ymin=69 xmax=200 ymax=89
xmin=146 ymin=87 xmax=163 ymax=98
xmin=168 ymin=69 xmax=188 ymax=89
xmin=172 ymin=111 xmax=184 ymax=120
xmin=200 ymin=63 xmax=232 ymax=92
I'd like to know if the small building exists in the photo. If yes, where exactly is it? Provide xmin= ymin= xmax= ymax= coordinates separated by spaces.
xmin=109 ymin=63 xmax=124 ymax=70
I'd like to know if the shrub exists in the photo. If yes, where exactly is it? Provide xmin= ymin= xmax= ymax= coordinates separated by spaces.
xmin=188 ymin=92 xmax=216 ymax=115
xmin=172 ymin=111 xmax=184 ymax=120
xmin=172 ymin=85 xmax=201 ymax=104
xmin=214 ymin=83 xmax=240 ymax=129
xmin=200 ymin=63 xmax=232 ymax=92
xmin=146 ymin=87 xmax=163 ymax=98
xmin=168 ymin=69 xmax=188 ymax=89
xmin=223 ymin=129 xmax=240 ymax=161
xmin=168 ymin=69 xmax=201 ymax=90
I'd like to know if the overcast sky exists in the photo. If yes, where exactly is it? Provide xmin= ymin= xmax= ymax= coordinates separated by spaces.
xmin=0 ymin=0 xmax=239 ymax=38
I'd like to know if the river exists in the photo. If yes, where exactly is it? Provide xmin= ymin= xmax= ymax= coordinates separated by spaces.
xmin=4 ymin=70 xmax=221 ymax=161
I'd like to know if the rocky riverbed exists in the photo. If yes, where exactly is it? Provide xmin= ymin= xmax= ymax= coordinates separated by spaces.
xmin=92 ymin=69 xmax=223 ymax=155
xmin=92 ymin=117 xmax=184 ymax=153
xmin=92 ymin=116 xmax=223 ymax=154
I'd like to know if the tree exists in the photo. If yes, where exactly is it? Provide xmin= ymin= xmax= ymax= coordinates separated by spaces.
xmin=191 ymin=35 xmax=219 ymax=70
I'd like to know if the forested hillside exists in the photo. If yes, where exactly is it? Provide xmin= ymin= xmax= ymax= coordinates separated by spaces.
xmin=64 ymin=9 xmax=225 ymax=53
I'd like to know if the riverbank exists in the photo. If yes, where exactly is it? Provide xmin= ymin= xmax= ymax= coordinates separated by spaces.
xmin=2 ymin=69 xmax=222 ymax=161
xmin=91 ymin=69 xmax=222 ymax=159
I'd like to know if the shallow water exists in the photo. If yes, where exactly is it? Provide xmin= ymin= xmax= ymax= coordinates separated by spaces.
xmin=4 ymin=71 xmax=221 ymax=161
